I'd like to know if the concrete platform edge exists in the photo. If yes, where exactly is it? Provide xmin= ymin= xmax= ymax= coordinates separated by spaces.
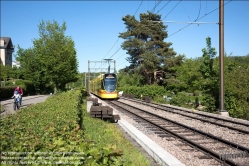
xmin=118 ymin=119 xmax=185 ymax=166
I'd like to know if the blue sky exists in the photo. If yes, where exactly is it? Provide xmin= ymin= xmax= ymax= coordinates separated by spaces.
xmin=1 ymin=0 xmax=249 ymax=73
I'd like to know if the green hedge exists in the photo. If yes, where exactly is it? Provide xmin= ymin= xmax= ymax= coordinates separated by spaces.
xmin=119 ymin=85 xmax=167 ymax=100
xmin=0 ymin=90 xmax=125 ymax=165
xmin=0 ymin=86 xmax=16 ymax=98
xmin=0 ymin=80 xmax=35 ymax=99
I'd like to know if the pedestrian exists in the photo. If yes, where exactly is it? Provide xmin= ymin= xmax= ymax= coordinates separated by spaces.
xmin=13 ymin=86 xmax=23 ymax=105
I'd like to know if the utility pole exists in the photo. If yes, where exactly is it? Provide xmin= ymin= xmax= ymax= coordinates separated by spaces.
xmin=87 ymin=59 xmax=116 ymax=95
xmin=103 ymin=59 xmax=113 ymax=73
xmin=85 ymin=72 xmax=86 ymax=88
xmin=88 ymin=60 xmax=90 ymax=95
xmin=219 ymin=0 xmax=229 ymax=117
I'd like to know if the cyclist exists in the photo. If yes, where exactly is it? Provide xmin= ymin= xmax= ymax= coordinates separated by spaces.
xmin=13 ymin=86 xmax=23 ymax=105
xmin=12 ymin=91 xmax=21 ymax=109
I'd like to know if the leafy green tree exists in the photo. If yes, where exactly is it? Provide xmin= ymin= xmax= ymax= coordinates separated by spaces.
xmin=199 ymin=37 xmax=219 ymax=112
xmin=170 ymin=92 xmax=190 ymax=107
xmin=117 ymin=69 xmax=143 ymax=88
xmin=172 ymin=57 xmax=203 ymax=93
xmin=224 ymin=55 xmax=249 ymax=119
xmin=0 ymin=64 xmax=8 ymax=81
xmin=16 ymin=46 xmax=47 ymax=92
xmin=0 ymin=64 xmax=21 ymax=81
xmin=32 ymin=20 xmax=78 ymax=93
xmin=119 ymin=11 xmax=182 ymax=85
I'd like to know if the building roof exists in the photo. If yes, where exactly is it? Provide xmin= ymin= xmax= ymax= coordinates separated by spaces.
xmin=0 ymin=37 xmax=14 ymax=50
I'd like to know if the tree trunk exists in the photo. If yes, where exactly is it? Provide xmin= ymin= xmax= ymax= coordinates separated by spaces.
xmin=143 ymin=69 xmax=151 ymax=85
xmin=54 ymin=86 xmax=58 ymax=95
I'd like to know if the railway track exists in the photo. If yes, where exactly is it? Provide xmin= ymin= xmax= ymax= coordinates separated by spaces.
xmin=107 ymin=99 xmax=249 ymax=166
xmin=121 ymin=97 xmax=249 ymax=135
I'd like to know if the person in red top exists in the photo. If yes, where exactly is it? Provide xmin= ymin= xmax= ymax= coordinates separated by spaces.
xmin=13 ymin=86 xmax=23 ymax=105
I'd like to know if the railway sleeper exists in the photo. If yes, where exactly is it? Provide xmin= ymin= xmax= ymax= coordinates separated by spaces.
xmin=158 ymin=134 xmax=172 ymax=138
xmin=182 ymin=148 xmax=195 ymax=152
xmin=154 ymin=131 xmax=166 ymax=134
xmin=179 ymin=133 xmax=197 ymax=137
xmin=198 ymin=155 xmax=213 ymax=159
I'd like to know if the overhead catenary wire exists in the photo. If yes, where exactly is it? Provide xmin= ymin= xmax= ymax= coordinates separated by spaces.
xmin=152 ymin=21 xmax=218 ymax=24
xmin=98 ymin=0 xmax=144 ymax=71
xmin=182 ymin=1 xmax=191 ymax=21
xmin=156 ymin=0 xmax=171 ymax=14
xmin=167 ymin=0 xmax=232 ymax=38
xmin=115 ymin=52 xmax=126 ymax=61
xmin=102 ymin=0 xmax=143 ymax=60
xmin=162 ymin=0 xmax=182 ymax=20
xmin=194 ymin=0 xmax=202 ymax=21
xmin=117 ymin=60 xmax=128 ymax=67
xmin=115 ymin=0 xmax=232 ymax=70
xmin=115 ymin=0 xmax=182 ymax=69
xmin=151 ymin=0 xmax=162 ymax=13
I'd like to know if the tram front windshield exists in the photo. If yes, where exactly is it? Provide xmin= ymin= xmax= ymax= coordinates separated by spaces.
xmin=104 ymin=74 xmax=117 ymax=92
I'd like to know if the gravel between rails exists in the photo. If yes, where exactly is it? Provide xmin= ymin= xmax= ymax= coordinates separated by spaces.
xmin=100 ymin=99 xmax=223 ymax=166
xmin=119 ymin=99 xmax=249 ymax=148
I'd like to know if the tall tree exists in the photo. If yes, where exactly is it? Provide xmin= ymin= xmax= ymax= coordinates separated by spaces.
xmin=16 ymin=46 xmax=46 ymax=92
xmin=199 ymin=37 xmax=219 ymax=112
xmin=224 ymin=55 xmax=249 ymax=119
xmin=173 ymin=57 xmax=203 ymax=93
xmin=119 ymin=11 xmax=181 ymax=85
xmin=33 ymin=20 xmax=78 ymax=93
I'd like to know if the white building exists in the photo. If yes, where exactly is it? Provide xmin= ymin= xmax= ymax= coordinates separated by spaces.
xmin=0 ymin=37 xmax=14 ymax=66
xmin=12 ymin=61 xmax=20 ymax=68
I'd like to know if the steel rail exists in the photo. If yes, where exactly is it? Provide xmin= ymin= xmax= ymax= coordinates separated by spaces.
xmin=110 ymin=100 xmax=249 ymax=166
xmin=122 ymin=97 xmax=249 ymax=132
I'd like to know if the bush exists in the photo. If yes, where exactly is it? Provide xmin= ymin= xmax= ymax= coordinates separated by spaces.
xmin=193 ymin=90 xmax=200 ymax=96
xmin=1 ymin=90 xmax=126 ymax=165
xmin=170 ymin=92 xmax=190 ymax=107
xmin=0 ymin=79 xmax=36 ymax=99
xmin=15 ymin=80 xmax=35 ymax=95
xmin=0 ymin=86 xmax=16 ymax=98
xmin=119 ymin=85 xmax=167 ymax=100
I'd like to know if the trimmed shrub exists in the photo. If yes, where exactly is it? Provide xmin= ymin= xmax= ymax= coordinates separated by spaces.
xmin=119 ymin=85 xmax=166 ymax=100
xmin=0 ymin=86 xmax=16 ymax=98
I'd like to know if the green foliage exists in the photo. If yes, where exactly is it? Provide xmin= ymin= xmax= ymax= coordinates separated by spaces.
xmin=83 ymin=110 xmax=150 ymax=166
xmin=199 ymin=37 xmax=217 ymax=79
xmin=119 ymin=11 xmax=182 ymax=85
xmin=170 ymin=92 xmax=190 ymax=107
xmin=0 ymin=86 xmax=16 ymax=98
xmin=0 ymin=90 xmax=125 ymax=165
xmin=15 ymin=20 xmax=78 ymax=94
xmin=0 ymin=104 xmax=4 ymax=113
xmin=14 ymin=80 xmax=35 ymax=95
xmin=201 ymin=94 xmax=217 ymax=113
xmin=66 ymin=72 xmax=88 ymax=90
xmin=0 ymin=64 xmax=23 ymax=81
xmin=120 ymin=84 xmax=166 ymax=100
xmin=0 ymin=80 xmax=36 ymax=99
xmin=173 ymin=58 xmax=203 ymax=93
xmin=224 ymin=55 xmax=249 ymax=119
xmin=198 ymin=37 xmax=219 ymax=113
xmin=15 ymin=46 xmax=47 ymax=93
xmin=117 ymin=70 xmax=143 ymax=88
xmin=193 ymin=90 xmax=201 ymax=96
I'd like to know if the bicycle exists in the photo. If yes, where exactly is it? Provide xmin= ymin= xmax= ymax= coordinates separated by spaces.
xmin=12 ymin=95 xmax=21 ymax=110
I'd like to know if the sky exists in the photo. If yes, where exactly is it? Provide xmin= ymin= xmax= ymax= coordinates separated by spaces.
xmin=1 ymin=0 xmax=249 ymax=73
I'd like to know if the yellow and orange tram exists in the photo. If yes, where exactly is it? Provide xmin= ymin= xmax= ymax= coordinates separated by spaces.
xmin=90 ymin=73 xmax=118 ymax=99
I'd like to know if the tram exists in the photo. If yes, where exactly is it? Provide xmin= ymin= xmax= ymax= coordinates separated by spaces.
xmin=90 ymin=73 xmax=118 ymax=99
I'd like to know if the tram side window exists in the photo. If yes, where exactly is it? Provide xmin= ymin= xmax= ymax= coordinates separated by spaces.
xmin=101 ymin=80 xmax=104 ymax=89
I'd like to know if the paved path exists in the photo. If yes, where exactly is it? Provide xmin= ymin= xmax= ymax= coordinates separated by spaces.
xmin=0 ymin=95 xmax=50 ymax=117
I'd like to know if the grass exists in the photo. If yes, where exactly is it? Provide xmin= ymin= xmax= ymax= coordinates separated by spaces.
xmin=0 ymin=104 xmax=4 ymax=113
xmin=82 ymin=101 xmax=151 ymax=166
